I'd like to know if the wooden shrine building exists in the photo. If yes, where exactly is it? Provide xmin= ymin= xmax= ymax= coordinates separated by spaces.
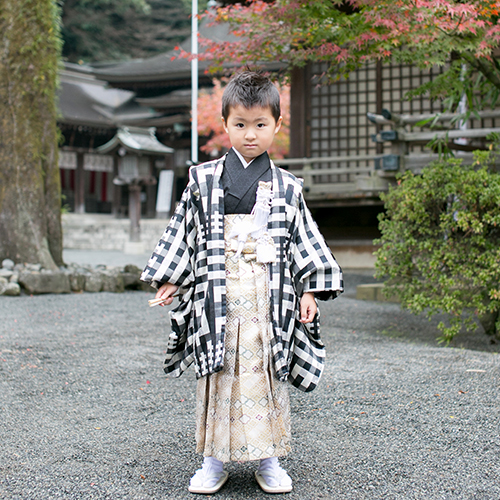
xmin=59 ymin=16 xmax=500 ymax=235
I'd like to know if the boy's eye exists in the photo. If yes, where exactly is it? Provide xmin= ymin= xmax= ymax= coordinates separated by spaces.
xmin=257 ymin=123 xmax=266 ymax=128
xmin=236 ymin=123 xmax=244 ymax=128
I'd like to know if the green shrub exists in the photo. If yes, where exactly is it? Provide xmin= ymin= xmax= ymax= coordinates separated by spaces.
xmin=374 ymin=150 xmax=500 ymax=343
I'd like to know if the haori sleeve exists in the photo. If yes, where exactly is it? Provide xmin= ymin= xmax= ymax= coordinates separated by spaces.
xmin=291 ymin=191 xmax=343 ymax=300
xmin=140 ymin=184 xmax=197 ymax=290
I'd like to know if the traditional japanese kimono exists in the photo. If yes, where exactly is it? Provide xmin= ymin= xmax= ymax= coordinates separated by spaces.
xmin=141 ymin=149 xmax=343 ymax=462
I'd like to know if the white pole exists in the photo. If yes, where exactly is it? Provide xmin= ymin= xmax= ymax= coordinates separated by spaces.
xmin=191 ymin=0 xmax=199 ymax=164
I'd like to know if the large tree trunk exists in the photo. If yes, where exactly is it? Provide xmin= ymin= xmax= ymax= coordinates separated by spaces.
xmin=0 ymin=0 xmax=63 ymax=270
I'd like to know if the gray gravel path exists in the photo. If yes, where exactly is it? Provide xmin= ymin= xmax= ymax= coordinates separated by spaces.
xmin=0 ymin=273 xmax=499 ymax=499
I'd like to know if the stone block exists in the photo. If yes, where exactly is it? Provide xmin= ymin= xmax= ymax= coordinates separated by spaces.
xmin=122 ymin=272 xmax=140 ymax=289
xmin=0 ymin=269 xmax=13 ymax=280
xmin=84 ymin=273 xmax=103 ymax=293
xmin=124 ymin=264 xmax=141 ymax=274
xmin=69 ymin=273 xmax=86 ymax=292
xmin=25 ymin=264 xmax=42 ymax=272
xmin=1 ymin=282 xmax=21 ymax=296
xmin=2 ymin=259 xmax=14 ymax=270
xmin=356 ymin=283 xmax=401 ymax=303
xmin=0 ymin=277 xmax=8 ymax=295
xmin=356 ymin=284 xmax=378 ymax=301
xmin=101 ymin=270 xmax=125 ymax=293
xmin=18 ymin=271 xmax=71 ymax=294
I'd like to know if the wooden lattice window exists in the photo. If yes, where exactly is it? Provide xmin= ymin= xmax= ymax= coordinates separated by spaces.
xmin=309 ymin=62 xmax=378 ymax=183
xmin=309 ymin=61 xmax=446 ymax=170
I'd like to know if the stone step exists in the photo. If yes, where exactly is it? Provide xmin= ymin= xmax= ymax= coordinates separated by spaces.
xmin=62 ymin=214 xmax=168 ymax=254
xmin=63 ymin=214 xmax=379 ymax=267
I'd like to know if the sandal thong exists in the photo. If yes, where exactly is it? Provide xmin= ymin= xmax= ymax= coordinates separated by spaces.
xmin=255 ymin=470 xmax=293 ymax=494
xmin=188 ymin=470 xmax=228 ymax=495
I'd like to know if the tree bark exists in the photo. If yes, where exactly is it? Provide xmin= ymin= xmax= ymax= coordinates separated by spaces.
xmin=0 ymin=0 xmax=63 ymax=269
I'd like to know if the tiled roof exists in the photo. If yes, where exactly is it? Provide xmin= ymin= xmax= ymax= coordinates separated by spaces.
xmin=97 ymin=127 xmax=174 ymax=155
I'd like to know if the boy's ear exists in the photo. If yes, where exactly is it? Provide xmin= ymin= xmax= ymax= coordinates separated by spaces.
xmin=275 ymin=115 xmax=283 ymax=133
xmin=221 ymin=117 xmax=228 ymax=133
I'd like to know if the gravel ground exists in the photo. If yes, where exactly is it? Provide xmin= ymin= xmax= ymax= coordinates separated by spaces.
xmin=0 ymin=271 xmax=499 ymax=500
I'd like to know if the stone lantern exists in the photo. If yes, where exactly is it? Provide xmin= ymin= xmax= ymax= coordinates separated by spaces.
xmin=97 ymin=126 xmax=174 ymax=252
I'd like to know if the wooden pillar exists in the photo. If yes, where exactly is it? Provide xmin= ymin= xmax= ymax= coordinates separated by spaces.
xmin=74 ymin=152 xmax=85 ymax=214
xmin=145 ymin=157 xmax=156 ymax=218
xmin=129 ymin=184 xmax=141 ymax=242
xmin=289 ymin=65 xmax=312 ymax=161
xmin=146 ymin=184 xmax=156 ymax=218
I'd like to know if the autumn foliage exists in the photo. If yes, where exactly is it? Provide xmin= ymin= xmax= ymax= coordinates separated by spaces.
xmin=197 ymin=0 xmax=500 ymax=111
xmin=197 ymin=79 xmax=290 ymax=158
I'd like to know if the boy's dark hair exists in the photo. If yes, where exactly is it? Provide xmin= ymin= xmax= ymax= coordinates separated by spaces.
xmin=222 ymin=71 xmax=281 ymax=123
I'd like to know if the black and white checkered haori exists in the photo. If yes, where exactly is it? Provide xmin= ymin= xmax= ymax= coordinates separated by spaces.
xmin=141 ymin=154 xmax=343 ymax=392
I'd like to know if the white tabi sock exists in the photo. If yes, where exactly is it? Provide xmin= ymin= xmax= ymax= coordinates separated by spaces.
xmin=258 ymin=457 xmax=292 ymax=488
xmin=190 ymin=456 xmax=224 ymax=488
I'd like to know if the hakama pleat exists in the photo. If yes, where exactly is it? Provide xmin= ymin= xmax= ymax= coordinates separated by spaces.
xmin=195 ymin=214 xmax=291 ymax=463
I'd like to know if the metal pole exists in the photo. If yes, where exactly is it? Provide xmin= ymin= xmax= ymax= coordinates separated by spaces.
xmin=191 ymin=0 xmax=199 ymax=164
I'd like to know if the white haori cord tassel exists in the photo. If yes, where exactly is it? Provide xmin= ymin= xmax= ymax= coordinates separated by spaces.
xmin=229 ymin=183 xmax=276 ymax=263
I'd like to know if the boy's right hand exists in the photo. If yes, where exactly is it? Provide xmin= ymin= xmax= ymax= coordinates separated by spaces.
xmin=155 ymin=282 xmax=179 ymax=306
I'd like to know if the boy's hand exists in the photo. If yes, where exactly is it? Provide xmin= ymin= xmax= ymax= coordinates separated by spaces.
xmin=155 ymin=282 xmax=179 ymax=306
xmin=300 ymin=292 xmax=317 ymax=323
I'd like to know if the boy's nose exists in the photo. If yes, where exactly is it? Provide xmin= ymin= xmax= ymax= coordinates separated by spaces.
xmin=245 ymin=128 xmax=256 ymax=140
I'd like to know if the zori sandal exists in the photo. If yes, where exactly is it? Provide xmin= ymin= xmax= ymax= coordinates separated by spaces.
xmin=255 ymin=457 xmax=293 ymax=494
xmin=188 ymin=457 xmax=229 ymax=495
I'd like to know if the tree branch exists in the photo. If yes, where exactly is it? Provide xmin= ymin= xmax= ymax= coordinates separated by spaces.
xmin=460 ymin=51 xmax=500 ymax=91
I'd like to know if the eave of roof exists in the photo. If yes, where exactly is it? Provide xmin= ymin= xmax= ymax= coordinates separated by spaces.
xmin=120 ymin=114 xmax=190 ymax=128
xmin=58 ymin=72 xmax=188 ymax=130
xmin=97 ymin=127 xmax=174 ymax=155
xmin=135 ymin=89 xmax=192 ymax=108
xmin=57 ymin=81 xmax=116 ymax=129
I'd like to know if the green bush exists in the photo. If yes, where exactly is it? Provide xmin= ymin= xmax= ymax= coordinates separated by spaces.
xmin=374 ymin=150 xmax=500 ymax=343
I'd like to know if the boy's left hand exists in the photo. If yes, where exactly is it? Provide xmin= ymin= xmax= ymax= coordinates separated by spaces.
xmin=300 ymin=292 xmax=317 ymax=323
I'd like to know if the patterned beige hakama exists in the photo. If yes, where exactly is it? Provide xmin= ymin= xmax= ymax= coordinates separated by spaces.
xmin=195 ymin=214 xmax=291 ymax=463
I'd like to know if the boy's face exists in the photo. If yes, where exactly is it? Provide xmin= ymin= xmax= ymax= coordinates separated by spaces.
xmin=222 ymin=104 xmax=282 ymax=164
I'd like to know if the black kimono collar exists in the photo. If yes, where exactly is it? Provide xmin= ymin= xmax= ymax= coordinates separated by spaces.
xmin=224 ymin=149 xmax=270 ymax=196
xmin=222 ymin=149 xmax=272 ymax=214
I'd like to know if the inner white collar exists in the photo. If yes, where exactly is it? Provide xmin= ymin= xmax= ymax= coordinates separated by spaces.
xmin=232 ymin=147 xmax=254 ymax=169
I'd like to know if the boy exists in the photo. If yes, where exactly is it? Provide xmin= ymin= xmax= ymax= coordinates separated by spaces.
xmin=141 ymin=72 xmax=343 ymax=494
